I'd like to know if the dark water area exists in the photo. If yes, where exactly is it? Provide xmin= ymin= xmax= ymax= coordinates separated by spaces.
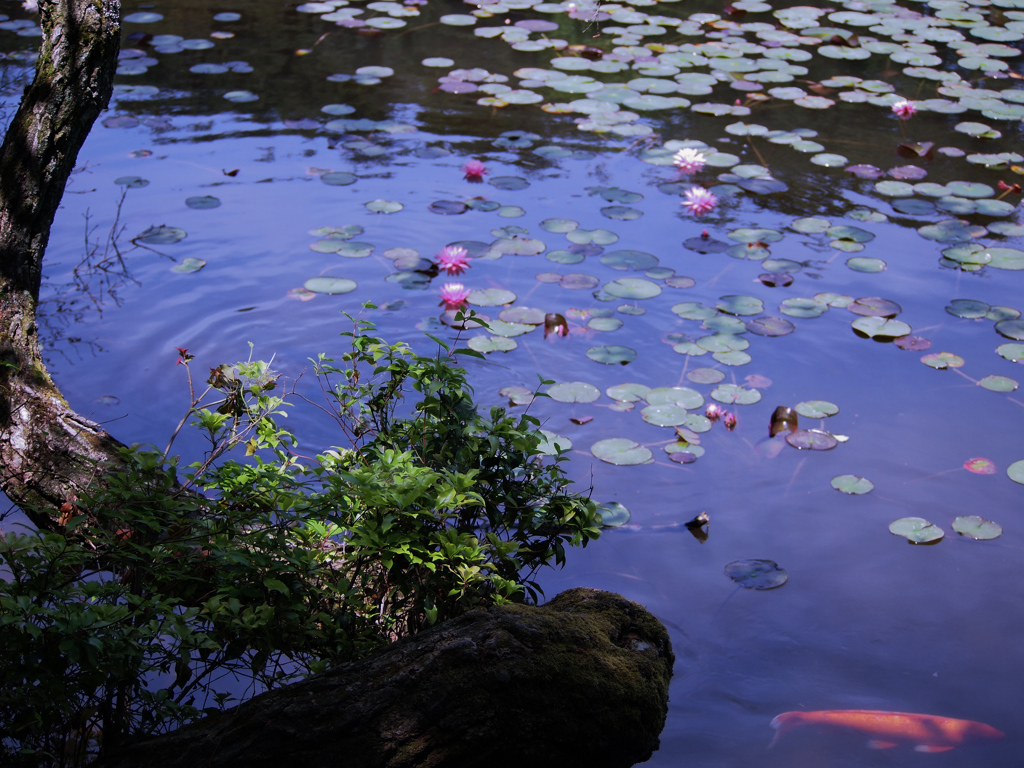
xmin=3 ymin=0 xmax=1024 ymax=763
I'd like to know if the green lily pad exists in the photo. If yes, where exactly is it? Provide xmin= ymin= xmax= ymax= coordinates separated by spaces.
xmin=831 ymin=474 xmax=873 ymax=494
xmin=921 ymin=351 xmax=965 ymax=369
xmin=889 ymin=517 xmax=944 ymax=544
xmin=606 ymin=383 xmax=651 ymax=403
xmin=468 ymin=288 xmax=517 ymax=306
xmin=647 ymin=387 xmax=704 ymax=409
xmin=304 ymin=277 xmax=357 ymax=294
xmin=946 ymin=299 xmax=991 ymax=319
xmin=716 ymin=295 xmax=764 ymax=316
xmin=587 ymin=345 xmax=637 ymax=365
xmin=780 ymin=298 xmax=828 ymax=319
xmin=537 ymin=430 xmax=572 ymax=455
xmin=746 ymin=316 xmax=796 ymax=337
xmin=336 ymin=242 xmax=375 ymax=258
xmin=114 ymin=176 xmax=149 ymax=188
xmin=1007 ymin=459 xmax=1024 ymax=485
xmin=135 ymin=225 xmax=186 ymax=245
xmin=560 ymin=273 xmax=600 ymax=290
xmin=603 ymin=278 xmax=662 ymax=300
xmin=171 ymin=257 xmax=206 ymax=274
xmin=320 ymin=171 xmax=357 ymax=186
xmin=489 ymin=175 xmax=530 ymax=191
xmin=847 ymin=257 xmax=887 ymax=273
xmin=185 ymin=195 xmax=221 ymax=209
xmin=548 ymin=381 xmax=601 ymax=403
xmin=724 ymin=559 xmax=788 ymax=590
xmin=365 ymin=199 xmax=403 ymax=214
xmin=848 ymin=297 xmax=901 ymax=317
xmin=853 ymin=317 xmax=913 ymax=340
xmin=987 ymin=248 xmax=1024 ymax=270
xmin=600 ymin=250 xmax=659 ymax=271
xmin=687 ymin=368 xmax=726 ymax=385
xmin=641 ymin=404 xmax=690 ymax=427
xmin=596 ymin=501 xmax=631 ymax=528
xmin=499 ymin=386 xmax=535 ymax=406
xmin=795 ymin=400 xmax=839 ymax=418
xmin=952 ymin=515 xmax=1002 ymax=540
xmin=710 ymin=384 xmax=761 ymax=405
xmin=996 ymin=319 xmax=1024 ymax=340
xmin=997 ymin=343 xmax=1024 ymax=362
xmin=591 ymin=438 xmax=653 ymax=465
xmin=786 ymin=429 xmax=838 ymax=450
xmin=979 ymin=375 xmax=1018 ymax=392
xmin=468 ymin=335 xmax=518 ymax=353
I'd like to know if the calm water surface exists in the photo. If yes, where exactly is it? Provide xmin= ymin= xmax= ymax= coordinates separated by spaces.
xmin=3 ymin=0 xmax=1024 ymax=763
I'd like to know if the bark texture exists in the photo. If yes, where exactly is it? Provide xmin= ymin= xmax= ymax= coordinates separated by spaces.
xmin=0 ymin=0 xmax=125 ymax=526
xmin=96 ymin=588 xmax=675 ymax=768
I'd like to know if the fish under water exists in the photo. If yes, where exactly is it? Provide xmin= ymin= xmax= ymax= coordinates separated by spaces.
xmin=769 ymin=709 xmax=1004 ymax=753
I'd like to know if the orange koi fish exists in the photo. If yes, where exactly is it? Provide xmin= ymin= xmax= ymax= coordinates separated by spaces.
xmin=770 ymin=710 xmax=1004 ymax=753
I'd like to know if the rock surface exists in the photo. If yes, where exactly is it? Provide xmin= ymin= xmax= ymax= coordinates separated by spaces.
xmin=97 ymin=588 xmax=674 ymax=768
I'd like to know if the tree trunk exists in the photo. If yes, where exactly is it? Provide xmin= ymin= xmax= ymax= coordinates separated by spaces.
xmin=0 ymin=0 xmax=125 ymax=528
xmin=95 ymin=588 xmax=675 ymax=768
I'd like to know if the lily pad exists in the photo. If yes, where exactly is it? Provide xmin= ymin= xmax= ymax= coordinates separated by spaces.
xmin=831 ymin=474 xmax=873 ymax=494
xmin=978 ymin=375 xmax=1018 ymax=392
xmin=848 ymin=297 xmax=901 ymax=318
xmin=889 ymin=517 xmax=944 ymax=544
xmin=185 ymin=195 xmax=221 ymax=209
xmin=921 ymin=351 xmax=965 ymax=369
xmin=596 ymin=501 xmax=631 ymax=528
xmin=135 ymin=225 xmax=186 ymax=245
xmin=746 ymin=316 xmax=795 ymax=337
xmin=786 ymin=429 xmax=838 ymax=450
xmin=468 ymin=335 xmax=518 ymax=353
xmin=603 ymin=278 xmax=662 ymax=300
xmin=641 ymin=404 xmax=690 ymax=427
xmin=591 ymin=438 xmax=652 ymax=465
xmin=548 ymin=381 xmax=601 ymax=403
xmin=647 ymin=387 xmax=704 ymax=410
xmin=606 ymin=383 xmax=651 ymax=403
xmin=468 ymin=288 xmax=516 ymax=306
xmin=304 ymin=277 xmax=357 ymax=294
xmin=852 ymin=317 xmax=913 ymax=340
xmin=587 ymin=345 xmax=637 ymax=365
xmin=724 ymin=559 xmax=788 ymax=590
xmin=795 ymin=400 xmax=839 ymax=418
xmin=1008 ymin=459 xmax=1024 ymax=485
xmin=716 ymin=295 xmax=764 ymax=316
xmin=952 ymin=516 xmax=1002 ymax=540
xmin=171 ymin=257 xmax=206 ymax=274
xmin=710 ymin=384 xmax=761 ymax=405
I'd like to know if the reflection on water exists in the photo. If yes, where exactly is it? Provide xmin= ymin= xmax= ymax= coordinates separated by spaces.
xmin=4 ymin=0 xmax=1024 ymax=763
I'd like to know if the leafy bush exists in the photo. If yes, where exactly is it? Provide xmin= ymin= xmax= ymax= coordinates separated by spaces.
xmin=0 ymin=313 xmax=601 ymax=765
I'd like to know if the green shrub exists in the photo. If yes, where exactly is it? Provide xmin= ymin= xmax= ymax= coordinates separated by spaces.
xmin=0 ymin=312 xmax=600 ymax=765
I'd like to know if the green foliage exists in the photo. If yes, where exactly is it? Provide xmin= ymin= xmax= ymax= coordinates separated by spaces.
xmin=0 ymin=313 xmax=600 ymax=765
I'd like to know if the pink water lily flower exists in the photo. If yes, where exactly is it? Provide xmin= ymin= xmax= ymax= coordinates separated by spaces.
xmin=891 ymin=99 xmax=916 ymax=120
xmin=436 ymin=245 xmax=470 ymax=276
xmin=463 ymin=159 xmax=488 ymax=182
xmin=705 ymin=403 xmax=723 ymax=423
xmin=439 ymin=282 xmax=471 ymax=311
xmin=682 ymin=186 xmax=718 ymax=217
xmin=673 ymin=147 xmax=707 ymax=174
xmin=723 ymin=411 xmax=737 ymax=431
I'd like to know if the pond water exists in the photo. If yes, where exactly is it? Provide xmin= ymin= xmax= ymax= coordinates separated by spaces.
xmin=3 ymin=0 xmax=1024 ymax=763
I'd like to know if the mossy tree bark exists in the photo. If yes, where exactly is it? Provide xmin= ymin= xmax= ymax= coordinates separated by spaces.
xmin=95 ymin=588 xmax=675 ymax=768
xmin=0 ymin=0 xmax=125 ymax=528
